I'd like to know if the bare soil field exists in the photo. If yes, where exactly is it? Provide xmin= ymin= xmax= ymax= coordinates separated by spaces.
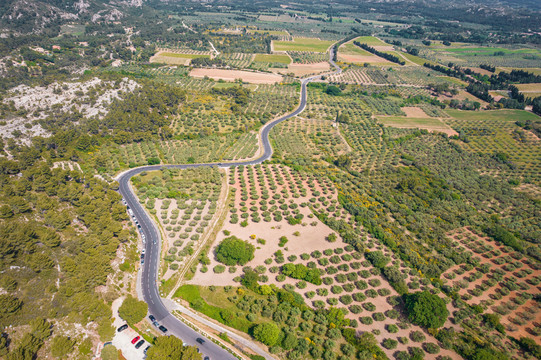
xmin=190 ymin=69 xmax=283 ymax=84
xmin=402 ymin=107 xmax=430 ymax=118
xmin=273 ymin=62 xmax=331 ymax=77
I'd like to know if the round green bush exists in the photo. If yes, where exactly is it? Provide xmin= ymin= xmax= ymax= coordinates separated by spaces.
xmin=215 ymin=236 xmax=255 ymax=266
xmin=213 ymin=265 xmax=226 ymax=274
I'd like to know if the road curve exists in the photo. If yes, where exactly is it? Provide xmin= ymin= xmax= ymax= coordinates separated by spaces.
xmin=117 ymin=49 xmax=341 ymax=360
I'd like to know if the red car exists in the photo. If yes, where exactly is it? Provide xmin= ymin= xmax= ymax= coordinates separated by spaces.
xmin=131 ymin=336 xmax=140 ymax=344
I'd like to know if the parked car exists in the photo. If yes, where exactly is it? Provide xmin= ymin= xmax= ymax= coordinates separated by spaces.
xmin=135 ymin=339 xmax=145 ymax=349
xmin=144 ymin=346 xmax=150 ymax=355
xmin=131 ymin=336 xmax=140 ymax=344
xmin=204 ymin=356 xmax=210 ymax=360
xmin=117 ymin=324 xmax=128 ymax=332
xmin=141 ymin=254 xmax=145 ymax=264
xmin=149 ymin=315 xmax=156 ymax=322
xmin=158 ymin=325 xmax=168 ymax=333
xmin=196 ymin=338 xmax=205 ymax=344
xmin=152 ymin=320 xmax=159 ymax=327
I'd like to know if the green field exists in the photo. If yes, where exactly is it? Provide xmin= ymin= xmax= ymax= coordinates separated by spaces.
xmin=445 ymin=109 xmax=539 ymax=122
xmin=253 ymin=54 xmax=291 ymax=64
xmin=401 ymin=52 xmax=435 ymax=66
xmin=352 ymin=36 xmax=389 ymax=46
xmin=340 ymin=42 xmax=374 ymax=56
xmin=273 ymin=37 xmax=334 ymax=52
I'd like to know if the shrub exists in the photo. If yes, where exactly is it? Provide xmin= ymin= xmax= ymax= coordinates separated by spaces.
xmin=410 ymin=330 xmax=426 ymax=342
xmin=253 ymin=323 xmax=280 ymax=346
xmin=424 ymin=342 xmax=440 ymax=354
xmin=339 ymin=295 xmax=353 ymax=305
xmin=363 ymin=302 xmax=376 ymax=312
xmin=381 ymin=338 xmax=398 ymax=350
xmin=386 ymin=324 xmax=399 ymax=333
xmin=213 ymin=265 xmax=226 ymax=274
xmin=360 ymin=316 xmax=373 ymax=325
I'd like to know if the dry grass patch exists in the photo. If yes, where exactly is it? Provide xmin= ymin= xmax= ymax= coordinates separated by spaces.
xmin=274 ymin=62 xmax=331 ymax=77
xmin=150 ymin=51 xmax=210 ymax=65
xmin=379 ymin=116 xmax=458 ymax=136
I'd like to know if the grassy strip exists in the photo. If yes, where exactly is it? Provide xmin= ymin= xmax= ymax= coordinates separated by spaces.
xmin=253 ymin=54 xmax=291 ymax=64
xmin=174 ymin=285 xmax=254 ymax=333
xmin=159 ymin=52 xmax=210 ymax=59
xmin=273 ymin=38 xmax=334 ymax=53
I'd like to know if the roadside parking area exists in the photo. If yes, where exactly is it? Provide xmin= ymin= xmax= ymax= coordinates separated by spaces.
xmin=111 ymin=297 xmax=147 ymax=360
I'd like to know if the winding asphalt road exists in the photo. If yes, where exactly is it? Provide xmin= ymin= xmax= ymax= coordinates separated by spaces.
xmin=117 ymin=49 xmax=341 ymax=360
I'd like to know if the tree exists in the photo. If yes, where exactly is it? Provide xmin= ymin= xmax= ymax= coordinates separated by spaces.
xmin=215 ymin=236 xmax=255 ymax=266
xmin=146 ymin=336 xmax=201 ymax=360
xmin=0 ymin=294 xmax=22 ymax=318
xmin=326 ymin=86 xmax=342 ymax=96
xmin=118 ymin=295 xmax=148 ymax=324
xmin=365 ymin=251 xmax=390 ymax=268
xmin=404 ymin=291 xmax=448 ymax=329
xmin=253 ymin=322 xmax=280 ymax=346
xmin=334 ymin=155 xmax=351 ymax=168
xmin=241 ymin=268 xmax=259 ymax=290
xmin=51 ymin=336 xmax=75 ymax=358
xmin=101 ymin=345 xmax=119 ymax=360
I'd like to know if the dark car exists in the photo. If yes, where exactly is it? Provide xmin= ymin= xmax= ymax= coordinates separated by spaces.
xmin=196 ymin=338 xmax=205 ymax=345
xmin=149 ymin=315 xmax=156 ymax=322
xmin=158 ymin=325 xmax=168 ymax=333
xmin=117 ymin=324 xmax=128 ymax=332
xmin=140 ymin=254 xmax=145 ymax=264
xmin=204 ymin=357 xmax=210 ymax=360
xmin=135 ymin=339 xmax=145 ymax=349
xmin=144 ymin=346 xmax=150 ymax=355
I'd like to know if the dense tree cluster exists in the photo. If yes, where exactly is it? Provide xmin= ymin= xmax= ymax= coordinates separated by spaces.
xmin=118 ymin=295 xmax=148 ymax=324
xmin=147 ymin=336 xmax=201 ymax=360
xmin=404 ymin=291 xmax=449 ymax=329
xmin=215 ymin=236 xmax=255 ymax=266
xmin=281 ymin=263 xmax=322 ymax=285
